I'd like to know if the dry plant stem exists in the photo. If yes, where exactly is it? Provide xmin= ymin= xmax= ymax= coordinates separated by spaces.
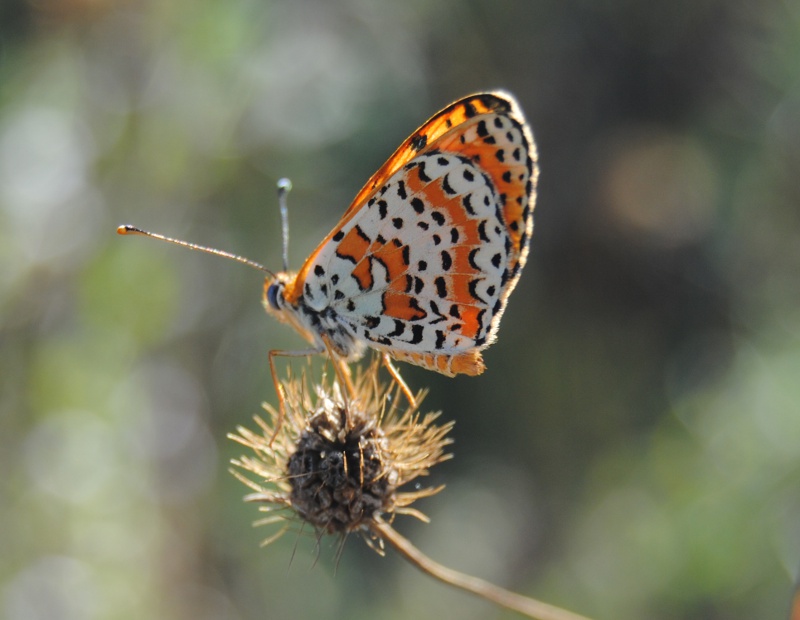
xmin=372 ymin=517 xmax=593 ymax=620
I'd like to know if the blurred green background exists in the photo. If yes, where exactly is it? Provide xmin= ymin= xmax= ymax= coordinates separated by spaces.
xmin=2 ymin=1 xmax=799 ymax=618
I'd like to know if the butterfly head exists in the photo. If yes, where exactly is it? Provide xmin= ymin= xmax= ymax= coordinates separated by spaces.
xmin=263 ymin=272 xmax=293 ymax=319
xmin=262 ymin=270 xmax=323 ymax=346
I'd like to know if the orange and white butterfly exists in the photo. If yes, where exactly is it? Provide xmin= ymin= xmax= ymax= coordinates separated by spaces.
xmin=120 ymin=91 xmax=537 ymax=398
xmin=263 ymin=91 xmax=538 ymax=379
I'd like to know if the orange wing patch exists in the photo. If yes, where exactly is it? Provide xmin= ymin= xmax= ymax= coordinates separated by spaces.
xmin=383 ymin=291 xmax=426 ymax=322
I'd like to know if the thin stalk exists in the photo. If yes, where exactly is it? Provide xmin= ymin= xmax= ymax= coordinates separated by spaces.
xmin=371 ymin=517 xmax=593 ymax=620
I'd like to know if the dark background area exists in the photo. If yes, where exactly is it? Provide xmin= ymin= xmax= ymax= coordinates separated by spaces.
xmin=1 ymin=1 xmax=798 ymax=618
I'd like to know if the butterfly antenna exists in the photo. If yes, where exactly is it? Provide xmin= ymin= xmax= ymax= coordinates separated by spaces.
xmin=277 ymin=178 xmax=292 ymax=272
xmin=116 ymin=225 xmax=274 ymax=276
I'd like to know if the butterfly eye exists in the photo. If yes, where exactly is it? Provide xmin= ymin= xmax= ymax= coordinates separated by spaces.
xmin=266 ymin=282 xmax=282 ymax=310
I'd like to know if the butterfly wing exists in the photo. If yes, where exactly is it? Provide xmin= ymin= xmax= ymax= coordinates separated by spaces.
xmin=286 ymin=92 xmax=538 ymax=376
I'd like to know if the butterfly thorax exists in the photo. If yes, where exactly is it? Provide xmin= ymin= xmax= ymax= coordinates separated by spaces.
xmin=263 ymin=273 xmax=367 ymax=360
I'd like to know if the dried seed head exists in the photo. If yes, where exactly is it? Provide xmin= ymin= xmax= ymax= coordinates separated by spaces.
xmin=287 ymin=399 xmax=396 ymax=534
xmin=229 ymin=360 xmax=452 ymax=548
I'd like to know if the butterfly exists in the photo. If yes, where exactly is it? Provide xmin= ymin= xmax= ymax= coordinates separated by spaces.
xmin=120 ymin=92 xmax=537 ymax=405
xmin=263 ymin=91 xmax=538 ymax=380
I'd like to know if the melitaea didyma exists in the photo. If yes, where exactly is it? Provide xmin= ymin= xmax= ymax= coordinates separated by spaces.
xmin=264 ymin=91 xmax=538 ymax=377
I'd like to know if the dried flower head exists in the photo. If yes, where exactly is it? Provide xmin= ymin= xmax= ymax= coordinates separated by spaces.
xmin=229 ymin=360 xmax=452 ymax=549
xmin=229 ymin=362 xmax=593 ymax=620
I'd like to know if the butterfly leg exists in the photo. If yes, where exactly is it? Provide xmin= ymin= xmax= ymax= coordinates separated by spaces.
xmin=319 ymin=334 xmax=356 ymax=402
xmin=382 ymin=353 xmax=417 ymax=409
xmin=268 ymin=346 xmax=322 ymax=446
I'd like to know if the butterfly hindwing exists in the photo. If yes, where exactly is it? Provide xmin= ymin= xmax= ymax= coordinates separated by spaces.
xmin=280 ymin=91 xmax=538 ymax=376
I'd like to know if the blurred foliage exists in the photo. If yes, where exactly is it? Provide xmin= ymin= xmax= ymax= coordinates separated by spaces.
xmin=1 ymin=1 xmax=799 ymax=619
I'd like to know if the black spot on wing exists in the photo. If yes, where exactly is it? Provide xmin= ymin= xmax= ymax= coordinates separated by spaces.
xmin=492 ymin=299 xmax=503 ymax=315
xmin=365 ymin=316 xmax=380 ymax=329
xmin=478 ymin=220 xmax=490 ymax=243
xmin=522 ymin=203 xmax=531 ymax=221
xmin=417 ymin=162 xmax=431 ymax=183
xmin=441 ymin=250 xmax=452 ymax=271
xmin=468 ymin=248 xmax=480 ymax=270
xmin=475 ymin=308 xmax=486 ymax=334
xmin=411 ymin=134 xmax=427 ymax=151
xmin=429 ymin=300 xmax=446 ymax=324
xmin=468 ymin=278 xmax=485 ymax=303
xmin=462 ymin=194 xmax=475 ymax=216
xmin=387 ymin=319 xmax=406 ymax=337
xmin=408 ymin=297 xmax=427 ymax=320
xmin=435 ymin=277 xmax=447 ymax=299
